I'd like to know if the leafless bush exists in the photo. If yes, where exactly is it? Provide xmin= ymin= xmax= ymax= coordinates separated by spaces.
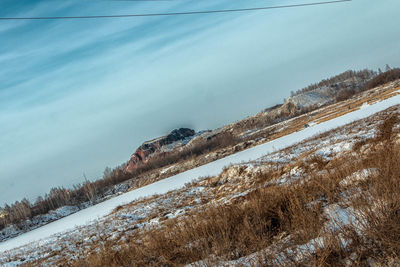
xmin=365 ymin=68 xmax=400 ymax=90
xmin=74 ymin=182 xmax=324 ymax=267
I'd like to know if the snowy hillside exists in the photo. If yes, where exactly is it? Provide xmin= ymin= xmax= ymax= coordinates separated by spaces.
xmin=284 ymin=70 xmax=375 ymax=109
xmin=0 ymin=86 xmax=399 ymax=265
xmin=0 ymin=69 xmax=388 ymax=242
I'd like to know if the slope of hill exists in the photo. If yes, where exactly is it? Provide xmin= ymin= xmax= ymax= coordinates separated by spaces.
xmin=0 ymin=69 xmax=397 ymax=246
xmin=0 ymin=81 xmax=399 ymax=266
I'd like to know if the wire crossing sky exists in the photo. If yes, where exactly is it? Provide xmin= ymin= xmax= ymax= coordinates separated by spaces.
xmin=0 ymin=0 xmax=399 ymax=205
xmin=0 ymin=0 xmax=350 ymax=20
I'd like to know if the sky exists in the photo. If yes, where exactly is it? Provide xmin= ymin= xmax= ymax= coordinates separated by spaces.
xmin=0 ymin=0 xmax=399 ymax=205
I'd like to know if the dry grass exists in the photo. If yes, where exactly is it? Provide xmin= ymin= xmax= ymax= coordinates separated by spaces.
xmin=307 ymin=116 xmax=400 ymax=266
xmin=11 ymin=93 xmax=399 ymax=266
xmin=61 ymin=114 xmax=400 ymax=267
xmin=72 ymin=183 xmax=325 ymax=267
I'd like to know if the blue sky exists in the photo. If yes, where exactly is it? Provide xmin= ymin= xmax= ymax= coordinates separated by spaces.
xmin=0 ymin=0 xmax=399 ymax=205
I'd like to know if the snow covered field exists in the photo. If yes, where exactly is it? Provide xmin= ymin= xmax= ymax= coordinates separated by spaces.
xmin=1 ymin=92 xmax=399 ymax=254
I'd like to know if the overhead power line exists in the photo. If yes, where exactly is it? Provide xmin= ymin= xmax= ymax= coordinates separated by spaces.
xmin=0 ymin=0 xmax=351 ymax=21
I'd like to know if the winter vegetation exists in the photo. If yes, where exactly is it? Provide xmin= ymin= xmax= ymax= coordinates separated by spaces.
xmin=365 ymin=67 xmax=400 ymax=90
xmin=290 ymin=68 xmax=376 ymax=98
xmin=0 ymin=67 xmax=399 ymax=241
xmin=0 ymin=68 xmax=400 ymax=266
xmin=1 ymin=89 xmax=399 ymax=266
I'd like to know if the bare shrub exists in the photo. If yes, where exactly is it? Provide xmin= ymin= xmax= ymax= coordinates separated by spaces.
xmin=365 ymin=68 xmax=400 ymax=90
xmin=73 ymin=180 xmax=326 ymax=266
xmin=307 ymin=115 xmax=400 ymax=266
